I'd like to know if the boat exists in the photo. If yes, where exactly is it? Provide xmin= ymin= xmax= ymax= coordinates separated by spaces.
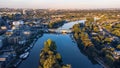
xmin=22 ymin=52 xmax=29 ymax=59
xmin=19 ymin=52 xmax=30 ymax=59
xmin=24 ymin=47 xmax=31 ymax=52
xmin=30 ymin=44 xmax=33 ymax=48
xmin=19 ymin=53 xmax=25 ymax=59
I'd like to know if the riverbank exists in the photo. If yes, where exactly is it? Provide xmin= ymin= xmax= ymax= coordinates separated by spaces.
xmin=94 ymin=57 xmax=110 ymax=68
xmin=74 ymin=37 xmax=110 ymax=68
xmin=6 ymin=31 xmax=43 ymax=68
xmin=72 ymin=23 xmax=111 ymax=68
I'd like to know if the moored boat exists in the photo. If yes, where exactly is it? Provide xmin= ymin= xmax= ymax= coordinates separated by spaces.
xmin=19 ymin=52 xmax=30 ymax=59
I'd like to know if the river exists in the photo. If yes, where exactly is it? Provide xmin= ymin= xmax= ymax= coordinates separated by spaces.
xmin=58 ymin=20 xmax=85 ymax=30
xmin=18 ymin=20 xmax=102 ymax=68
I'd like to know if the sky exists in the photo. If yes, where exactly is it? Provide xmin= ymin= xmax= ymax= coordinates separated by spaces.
xmin=0 ymin=0 xmax=120 ymax=9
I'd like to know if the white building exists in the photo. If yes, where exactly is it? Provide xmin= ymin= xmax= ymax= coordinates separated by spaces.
xmin=12 ymin=20 xmax=24 ymax=26
xmin=12 ymin=20 xmax=24 ymax=29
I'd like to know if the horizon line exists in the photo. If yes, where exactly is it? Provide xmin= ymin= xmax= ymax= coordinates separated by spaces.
xmin=0 ymin=7 xmax=120 ymax=10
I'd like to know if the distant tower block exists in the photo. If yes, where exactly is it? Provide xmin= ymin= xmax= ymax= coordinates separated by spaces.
xmin=33 ymin=9 xmax=36 ymax=14
xmin=0 ymin=15 xmax=2 ymax=19
xmin=23 ymin=9 xmax=26 ymax=14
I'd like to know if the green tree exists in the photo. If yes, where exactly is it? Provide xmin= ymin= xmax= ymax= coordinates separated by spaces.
xmin=104 ymin=38 xmax=112 ymax=44
xmin=49 ymin=23 xmax=53 ymax=28
xmin=112 ymin=29 xmax=120 ymax=36
xmin=47 ymin=39 xmax=52 ymax=47
xmin=74 ymin=32 xmax=79 ymax=39
xmin=86 ymin=17 xmax=94 ymax=23
xmin=106 ymin=54 xmax=115 ymax=66
xmin=56 ymin=53 xmax=62 ymax=60
xmin=72 ymin=24 xmax=80 ymax=33
xmin=117 ymin=44 xmax=120 ymax=50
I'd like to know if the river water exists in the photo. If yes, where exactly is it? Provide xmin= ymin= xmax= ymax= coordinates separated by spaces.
xmin=18 ymin=20 xmax=102 ymax=68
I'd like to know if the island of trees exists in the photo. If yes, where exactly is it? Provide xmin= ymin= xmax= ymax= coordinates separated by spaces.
xmin=39 ymin=39 xmax=71 ymax=68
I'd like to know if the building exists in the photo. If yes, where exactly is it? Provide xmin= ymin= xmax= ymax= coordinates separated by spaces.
xmin=113 ymin=50 xmax=120 ymax=59
xmin=114 ymin=50 xmax=120 ymax=56
xmin=8 ymin=35 xmax=27 ymax=45
xmin=12 ymin=20 xmax=24 ymax=29
xmin=0 ymin=15 xmax=1 ymax=19
xmin=5 ymin=30 xmax=13 ymax=36
xmin=0 ymin=36 xmax=8 ymax=48
xmin=0 ymin=52 xmax=16 ymax=68
xmin=22 ymin=9 xmax=26 ymax=15
xmin=8 ymin=36 xmax=20 ymax=45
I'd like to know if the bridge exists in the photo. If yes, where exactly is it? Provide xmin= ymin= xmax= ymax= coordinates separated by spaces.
xmin=48 ymin=29 xmax=72 ymax=33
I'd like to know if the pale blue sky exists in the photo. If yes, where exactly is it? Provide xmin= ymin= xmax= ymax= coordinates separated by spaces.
xmin=0 ymin=0 xmax=120 ymax=9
